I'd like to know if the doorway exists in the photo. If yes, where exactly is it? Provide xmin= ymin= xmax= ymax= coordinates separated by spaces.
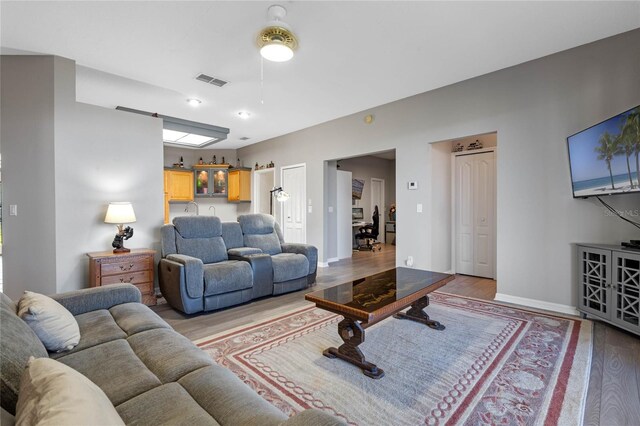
xmin=253 ymin=169 xmax=275 ymax=215
xmin=326 ymin=150 xmax=396 ymax=261
xmin=281 ymin=164 xmax=306 ymax=243
xmin=429 ymin=132 xmax=497 ymax=278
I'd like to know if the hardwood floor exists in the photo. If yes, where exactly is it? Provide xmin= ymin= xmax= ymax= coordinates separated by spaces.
xmin=152 ymin=244 xmax=640 ymax=425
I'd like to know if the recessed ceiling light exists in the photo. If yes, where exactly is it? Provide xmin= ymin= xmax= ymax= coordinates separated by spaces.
xmin=238 ymin=111 xmax=251 ymax=119
xmin=187 ymin=98 xmax=202 ymax=107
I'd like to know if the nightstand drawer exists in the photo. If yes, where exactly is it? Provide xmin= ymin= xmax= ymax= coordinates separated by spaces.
xmin=102 ymin=270 xmax=152 ymax=286
xmin=101 ymin=257 xmax=151 ymax=276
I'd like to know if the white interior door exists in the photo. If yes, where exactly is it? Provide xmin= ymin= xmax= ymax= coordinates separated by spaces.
xmin=455 ymin=151 xmax=495 ymax=278
xmin=455 ymin=156 xmax=475 ymax=275
xmin=281 ymin=164 xmax=306 ymax=243
xmin=337 ymin=170 xmax=352 ymax=259
xmin=473 ymin=153 xmax=495 ymax=278
xmin=370 ymin=178 xmax=385 ymax=243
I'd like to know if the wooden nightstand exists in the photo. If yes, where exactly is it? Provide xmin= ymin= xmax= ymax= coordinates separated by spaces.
xmin=87 ymin=249 xmax=157 ymax=306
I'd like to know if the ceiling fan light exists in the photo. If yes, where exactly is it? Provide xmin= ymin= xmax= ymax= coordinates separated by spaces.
xmin=260 ymin=43 xmax=294 ymax=62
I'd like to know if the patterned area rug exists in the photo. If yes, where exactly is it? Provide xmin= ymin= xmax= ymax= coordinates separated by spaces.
xmin=195 ymin=293 xmax=592 ymax=426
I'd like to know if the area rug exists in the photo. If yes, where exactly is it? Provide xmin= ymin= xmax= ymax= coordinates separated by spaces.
xmin=194 ymin=293 xmax=592 ymax=426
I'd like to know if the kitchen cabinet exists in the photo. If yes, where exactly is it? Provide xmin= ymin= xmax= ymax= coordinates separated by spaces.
xmin=164 ymin=169 xmax=194 ymax=223
xmin=228 ymin=168 xmax=252 ymax=202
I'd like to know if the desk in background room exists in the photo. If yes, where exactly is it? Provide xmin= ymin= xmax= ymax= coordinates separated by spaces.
xmin=352 ymin=221 xmax=366 ymax=249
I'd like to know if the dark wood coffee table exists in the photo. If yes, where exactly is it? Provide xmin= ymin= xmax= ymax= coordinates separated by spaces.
xmin=305 ymin=267 xmax=453 ymax=379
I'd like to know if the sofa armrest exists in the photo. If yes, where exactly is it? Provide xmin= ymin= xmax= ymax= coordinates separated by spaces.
xmin=280 ymin=409 xmax=346 ymax=426
xmin=228 ymin=253 xmax=273 ymax=298
xmin=164 ymin=255 xmax=204 ymax=299
xmin=228 ymin=247 xmax=263 ymax=257
xmin=280 ymin=243 xmax=318 ymax=274
xmin=50 ymin=284 xmax=141 ymax=316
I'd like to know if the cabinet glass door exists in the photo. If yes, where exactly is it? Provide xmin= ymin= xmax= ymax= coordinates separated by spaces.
xmin=196 ymin=170 xmax=209 ymax=195
xmin=212 ymin=169 xmax=228 ymax=196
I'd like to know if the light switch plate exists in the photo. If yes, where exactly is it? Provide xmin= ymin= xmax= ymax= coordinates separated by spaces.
xmin=9 ymin=205 xmax=17 ymax=216
xmin=308 ymin=206 xmax=312 ymax=213
xmin=408 ymin=181 xmax=418 ymax=190
xmin=417 ymin=203 xmax=423 ymax=213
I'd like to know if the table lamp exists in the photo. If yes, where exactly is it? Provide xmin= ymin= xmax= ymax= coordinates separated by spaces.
xmin=104 ymin=202 xmax=136 ymax=253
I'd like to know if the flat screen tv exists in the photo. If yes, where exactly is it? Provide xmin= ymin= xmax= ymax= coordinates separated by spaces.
xmin=567 ymin=105 xmax=639 ymax=198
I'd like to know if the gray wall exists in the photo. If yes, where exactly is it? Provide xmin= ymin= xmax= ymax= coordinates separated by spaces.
xmin=1 ymin=56 xmax=59 ymax=297
xmin=1 ymin=55 xmax=164 ymax=298
xmin=238 ymin=29 xmax=640 ymax=308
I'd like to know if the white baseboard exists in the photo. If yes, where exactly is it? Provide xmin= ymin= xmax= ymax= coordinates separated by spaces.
xmin=494 ymin=293 xmax=580 ymax=316
xmin=327 ymin=257 xmax=339 ymax=263
xmin=317 ymin=261 xmax=329 ymax=268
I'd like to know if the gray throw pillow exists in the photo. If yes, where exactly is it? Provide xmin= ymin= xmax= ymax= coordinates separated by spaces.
xmin=17 ymin=291 xmax=80 ymax=352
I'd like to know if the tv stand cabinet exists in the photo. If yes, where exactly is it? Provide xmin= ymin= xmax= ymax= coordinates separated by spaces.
xmin=577 ymin=244 xmax=639 ymax=336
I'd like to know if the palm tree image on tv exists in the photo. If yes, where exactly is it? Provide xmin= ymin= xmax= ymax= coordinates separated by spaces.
xmin=568 ymin=106 xmax=639 ymax=197
xmin=622 ymin=109 xmax=640 ymax=188
xmin=595 ymin=131 xmax=618 ymax=190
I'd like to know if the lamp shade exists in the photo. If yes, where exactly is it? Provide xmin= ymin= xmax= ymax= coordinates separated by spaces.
xmin=276 ymin=190 xmax=290 ymax=202
xmin=104 ymin=202 xmax=136 ymax=224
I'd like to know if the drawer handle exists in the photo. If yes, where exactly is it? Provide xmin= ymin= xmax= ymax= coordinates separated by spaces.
xmin=119 ymin=263 xmax=135 ymax=271
xmin=120 ymin=276 xmax=135 ymax=283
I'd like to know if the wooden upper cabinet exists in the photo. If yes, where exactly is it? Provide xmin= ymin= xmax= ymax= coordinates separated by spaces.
xmin=228 ymin=168 xmax=252 ymax=202
xmin=164 ymin=169 xmax=194 ymax=224
xmin=167 ymin=169 xmax=194 ymax=201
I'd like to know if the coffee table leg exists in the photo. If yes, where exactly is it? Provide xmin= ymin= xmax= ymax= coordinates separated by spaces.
xmin=393 ymin=295 xmax=445 ymax=330
xmin=323 ymin=318 xmax=384 ymax=379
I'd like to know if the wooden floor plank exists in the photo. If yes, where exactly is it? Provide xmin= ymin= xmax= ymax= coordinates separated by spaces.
xmin=584 ymin=322 xmax=605 ymax=426
xmin=599 ymin=325 xmax=640 ymax=425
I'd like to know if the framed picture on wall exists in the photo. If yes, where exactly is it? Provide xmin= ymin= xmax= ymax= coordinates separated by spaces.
xmin=352 ymin=178 xmax=364 ymax=200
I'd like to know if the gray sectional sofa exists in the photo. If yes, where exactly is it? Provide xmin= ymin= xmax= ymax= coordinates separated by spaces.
xmin=0 ymin=284 xmax=343 ymax=425
xmin=159 ymin=214 xmax=317 ymax=315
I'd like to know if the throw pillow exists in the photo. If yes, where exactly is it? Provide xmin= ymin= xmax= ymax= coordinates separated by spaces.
xmin=17 ymin=291 xmax=80 ymax=352
xmin=15 ymin=357 xmax=124 ymax=426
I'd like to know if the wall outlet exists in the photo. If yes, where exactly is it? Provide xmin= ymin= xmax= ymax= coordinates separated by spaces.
xmin=417 ymin=203 xmax=423 ymax=213
xmin=406 ymin=256 xmax=414 ymax=267
xmin=308 ymin=205 xmax=312 ymax=213
xmin=328 ymin=206 xmax=334 ymax=213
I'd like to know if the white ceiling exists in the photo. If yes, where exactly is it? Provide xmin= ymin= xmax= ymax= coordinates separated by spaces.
xmin=2 ymin=1 xmax=639 ymax=149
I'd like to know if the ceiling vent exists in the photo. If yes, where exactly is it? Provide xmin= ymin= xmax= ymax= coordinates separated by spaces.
xmin=196 ymin=73 xmax=228 ymax=87
xmin=239 ymin=137 xmax=250 ymax=141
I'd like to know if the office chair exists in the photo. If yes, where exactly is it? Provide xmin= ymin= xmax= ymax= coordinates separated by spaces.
xmin=355 ymin=206 xmax=382 ymax=252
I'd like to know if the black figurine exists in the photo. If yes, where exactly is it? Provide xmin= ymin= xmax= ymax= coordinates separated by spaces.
xmin=112 ymin=226 xmax=134 ymax=253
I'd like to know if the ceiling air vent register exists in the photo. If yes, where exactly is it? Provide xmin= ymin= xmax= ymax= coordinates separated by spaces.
xmin=195 ymin=74 xmax=228 ymax=87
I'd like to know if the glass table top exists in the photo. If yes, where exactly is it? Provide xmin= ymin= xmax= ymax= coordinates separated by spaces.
xmin=306 ymin=267 xmax=452 ymax=314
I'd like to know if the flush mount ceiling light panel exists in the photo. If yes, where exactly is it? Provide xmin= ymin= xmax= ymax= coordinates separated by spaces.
xmin=257 ymin=5 xmax=298 ymax=62
xmin=116 ymin=106 xmax=230 ymax=149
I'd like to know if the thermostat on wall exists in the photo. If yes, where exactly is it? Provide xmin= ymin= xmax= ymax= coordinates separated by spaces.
xmin=408 ymin=181 xmax=418 ymax=190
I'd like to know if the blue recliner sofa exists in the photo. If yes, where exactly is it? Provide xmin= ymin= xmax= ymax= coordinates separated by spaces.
xmin=158 ymin=215 xmax=317 ymax=315
xmin=159 ymin=216 xmax=266 ymax=314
